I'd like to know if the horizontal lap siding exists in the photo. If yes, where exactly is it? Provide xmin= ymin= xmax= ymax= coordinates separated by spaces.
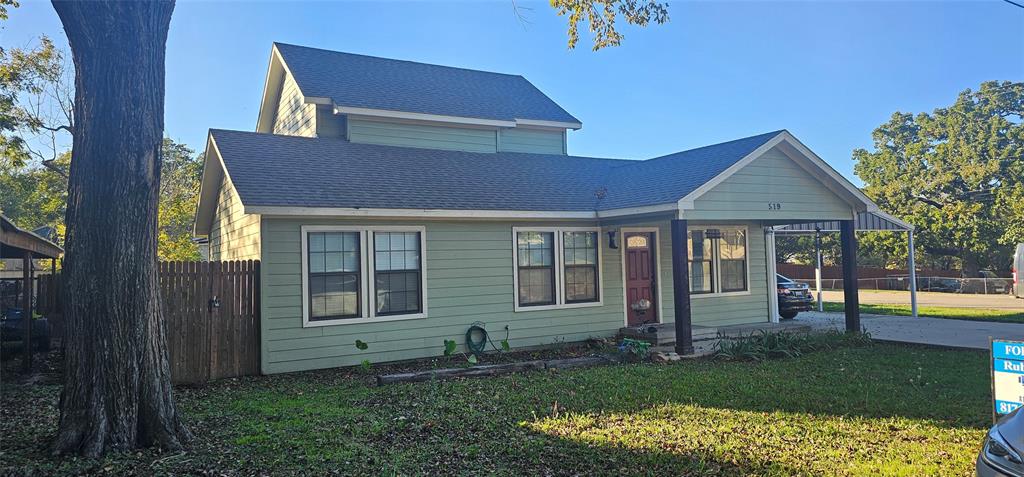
xmin=209 ymin=178 xmax=260 ymax=261
xmin=688 ymin=220 xmax=769 ymax=327
xmin=499 ymin=128 xmax=565 ymax=154
xmin=601 ymin=216 xmax=769 ymax=328
xmin=686 ymin=148 xmax=854 ymax=221
xmin=261 ymin=218 xmax=624 ymax=373
xmin=348 ymin=119 xmax=497 ymax=153
xmin=272 ymin=72 xmax=316 ymax=137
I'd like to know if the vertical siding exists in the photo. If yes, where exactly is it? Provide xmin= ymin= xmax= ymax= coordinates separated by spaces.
xmin=261 ymin=218 xmax=623 ymax=373
xmin=347 ymin=119 xmax=497 ymax=153
xmin=272 ymin=72 xmax=316 ymax=137
xmin=499 ymin=128 xmax=565 ymax=154
xmin=687 ymin=148 xmax=854 ymax=221
xmin=209 ymin=177 xmax=261 ymax=261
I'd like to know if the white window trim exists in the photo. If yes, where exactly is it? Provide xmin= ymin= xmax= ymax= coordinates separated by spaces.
xmin=512 ymin=226 xmax=604 ymax=312
xmin=689 ymin=225 xmax=752 ymax=299
xmin=301 ymin=225 xmax=428 ymax=327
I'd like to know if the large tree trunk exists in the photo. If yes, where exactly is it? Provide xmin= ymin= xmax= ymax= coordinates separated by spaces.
xmin=51 ymin=1 xmax=188 ymax=457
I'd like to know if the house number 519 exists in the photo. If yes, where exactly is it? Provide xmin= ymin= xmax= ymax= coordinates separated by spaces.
xmin=768 ymin=202 xmax=782 ymax=210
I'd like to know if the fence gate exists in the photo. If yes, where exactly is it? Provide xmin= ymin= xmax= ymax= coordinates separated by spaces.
xmin=159 ymin=260 xmax=260 ymax=384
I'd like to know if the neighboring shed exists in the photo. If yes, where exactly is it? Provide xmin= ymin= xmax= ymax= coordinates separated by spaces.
xmin=0 ymin=214 xmax=63 ymax=372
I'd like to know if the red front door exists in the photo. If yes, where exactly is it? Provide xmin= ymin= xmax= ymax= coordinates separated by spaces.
xmin=625 ymin=232 xmax=658 ymax=326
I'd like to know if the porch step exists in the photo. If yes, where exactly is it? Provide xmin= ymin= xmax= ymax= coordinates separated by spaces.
xmin=618 ymin=321 xmax=812 ymax=347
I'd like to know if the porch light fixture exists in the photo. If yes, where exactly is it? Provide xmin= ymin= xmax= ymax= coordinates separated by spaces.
xmin=607 ymin=231 xmax=618 ymax=249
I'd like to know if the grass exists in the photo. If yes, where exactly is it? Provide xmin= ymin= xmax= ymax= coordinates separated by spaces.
xmin=823 ymin=301 xmax=1024 ymax=323
xmin=1 ymin=343 xmax=991 ymax=476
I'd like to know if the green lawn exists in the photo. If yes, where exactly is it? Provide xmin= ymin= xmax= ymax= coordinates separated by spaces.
xmin=823 ymin=301 xmax=1024 ymax=323
xmin=1 ymin=343 xmax=991 ymax=476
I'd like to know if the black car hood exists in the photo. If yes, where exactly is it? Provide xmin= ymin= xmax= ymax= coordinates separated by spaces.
xmin=998 ymin=408 xmax=1024 ymax=456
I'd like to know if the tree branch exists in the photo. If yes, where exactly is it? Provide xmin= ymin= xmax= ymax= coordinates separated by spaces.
xmin=913 ymin=195 xmax=945 ymax=208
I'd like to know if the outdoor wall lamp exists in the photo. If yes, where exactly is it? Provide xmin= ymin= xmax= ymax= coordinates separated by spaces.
xmin=607 ymin=231 xmax=618 ymax=249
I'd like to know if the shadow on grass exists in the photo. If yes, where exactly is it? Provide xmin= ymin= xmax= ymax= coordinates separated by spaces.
xmin=0 ymin=343 xmax=991 ymax=475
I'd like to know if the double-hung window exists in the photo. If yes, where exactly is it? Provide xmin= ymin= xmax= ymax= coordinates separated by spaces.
xmin=516 ymin=231 xmax=556 ymax=306
xmin=374 ymin=231 xmax=423 ymax=316
xmin=307 ymin=231 xmax=361 ymax=319
xmin=302 ymin=226 xmax=426 ymax=326
xmin=687 ymin=226 xmax=749 ymax=296
xmin=562 ymin=231 xmax=599 ymax=303
xmin=513 ymin=227 xmax=602 ymax=311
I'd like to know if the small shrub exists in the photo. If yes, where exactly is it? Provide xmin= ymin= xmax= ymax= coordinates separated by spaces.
xmin=715 ymin=329 xmax=872 ymax=362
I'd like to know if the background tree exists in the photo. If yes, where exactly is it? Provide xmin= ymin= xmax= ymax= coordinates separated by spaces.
xmin=158 ymin=138 xmax=202 ymax=261
xmin=51 ymin=0 xmax=188 ymax=457
xmin=853 ymin=81 xmax=1024 ymax=275
xmin=0 ymin=150 xmax=68 ymax=233
xmin=545 ymin=0 xmax=670 ymax=50
xmin=0 ymin=4 xmax=73 ymax=172
xmin=1 ymin=139 xmax=201 ymax=259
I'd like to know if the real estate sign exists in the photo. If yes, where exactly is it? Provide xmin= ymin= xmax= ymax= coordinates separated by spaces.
xmin=992 ymin=339 xmax=1024 ymax=417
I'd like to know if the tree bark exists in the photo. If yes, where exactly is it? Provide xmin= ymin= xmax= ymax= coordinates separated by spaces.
xmin=51 ymin=1 xmax=188 ymax=457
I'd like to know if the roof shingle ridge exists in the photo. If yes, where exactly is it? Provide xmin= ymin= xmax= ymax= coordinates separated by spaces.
xmin=273 ymin=42 xmax=526 ymax=80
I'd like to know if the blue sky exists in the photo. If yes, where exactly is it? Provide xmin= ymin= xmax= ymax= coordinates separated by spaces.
xmin=3 ymin=0 xmax=1022 ymax=183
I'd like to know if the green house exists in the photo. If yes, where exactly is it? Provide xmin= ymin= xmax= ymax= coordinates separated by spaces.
xmin=194 ymin=43 xmax=879 ymax=374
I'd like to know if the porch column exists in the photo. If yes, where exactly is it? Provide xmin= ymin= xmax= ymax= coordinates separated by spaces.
xmin=765 ymin=227 xmax=780 ymax=323
xmin=908 ymin=230 xmax=918 ymax=318
xmin=814 ymin=228 xmax=823 ymax=312
xmin=839 ymin=220 xmax=860 ymax=332
xmin=21 ymin=251 xmax=33 ymax=373
xmin=671 ymin=219 xmax=694 ymax=355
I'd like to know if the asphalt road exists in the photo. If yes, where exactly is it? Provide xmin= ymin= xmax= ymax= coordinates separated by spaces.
xmin=819 ymin=290 xmax=1023 ymax=310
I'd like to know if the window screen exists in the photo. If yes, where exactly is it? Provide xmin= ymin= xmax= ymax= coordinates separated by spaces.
xmin=374 ymin=231 xmax=422 ymax=316
xmin=688 ymin=230 xmax=715 ymax=294
xmin=719 ymin=229 xmax=747 ymax=292
xmin=563 ymin=231 xmax=598 ymax=303
xmin=308 ymin=232 xmax=360 ymax=320
xmin=517 ymin=231 xmax=555 ymax=306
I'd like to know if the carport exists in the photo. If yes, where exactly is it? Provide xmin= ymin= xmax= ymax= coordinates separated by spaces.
xmin=772 ymin=211 xmax=917 ymax=318
xmin=0 ymin=214 xmax=63 ymax=372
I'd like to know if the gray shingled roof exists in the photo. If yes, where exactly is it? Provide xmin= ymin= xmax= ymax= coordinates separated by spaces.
xmin=275 ymin=43 xmax=581 ymax=125
xmin=210 ymin=129 xmax=783 ymax=213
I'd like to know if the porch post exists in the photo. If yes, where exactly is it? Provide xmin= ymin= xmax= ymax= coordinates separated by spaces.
xmin=21 ymin=251 xmax=33 ymax=373
xmin=839 ymin=220 xmax=860 ymax=332
xmin=908 ymin=230 xmax=918 ymax=318
xmin=765 ymin=227 xmax=780 ymax=323
xmin=814 ymin=229 xmax=823 ymax=312
xmin=671 ymin=219 xmax=694 ymax=355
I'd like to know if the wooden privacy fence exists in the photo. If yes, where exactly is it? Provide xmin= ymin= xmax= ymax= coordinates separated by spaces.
xmin=28 ymin=261 xmax=260 ymax=384
xmin=160 ymin=260 xmax=260 ymax=384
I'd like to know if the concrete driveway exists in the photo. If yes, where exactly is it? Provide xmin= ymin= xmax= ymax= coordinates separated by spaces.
xmin=820 ymin=290 xmax=1023 ymax=310
xmin=796 ymin=311 xmax=1024 ymax=350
